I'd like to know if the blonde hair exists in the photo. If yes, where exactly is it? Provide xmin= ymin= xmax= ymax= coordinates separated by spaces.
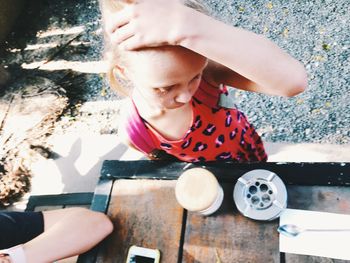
xmin=100 ymin=0 xmax=209 ymax=97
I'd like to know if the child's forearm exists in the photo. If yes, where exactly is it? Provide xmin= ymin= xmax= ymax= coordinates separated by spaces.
xmin=178 ymin=8 xmax=307 ymax=96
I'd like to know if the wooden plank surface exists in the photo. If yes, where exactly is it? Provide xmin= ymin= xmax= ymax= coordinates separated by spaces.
xmin=285 ymin=186 xmax=350 ymax=263
xmin=183 ymin=183 xmax=280 ymax=263
xmin=97 ymin=179 xmax=184 ymax=263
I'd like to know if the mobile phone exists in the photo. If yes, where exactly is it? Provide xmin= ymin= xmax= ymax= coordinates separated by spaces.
xmin=125 ymin=245 xmax=161 ymax=263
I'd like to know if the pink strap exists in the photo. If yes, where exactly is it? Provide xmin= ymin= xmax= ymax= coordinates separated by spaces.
xmin=125 ymin=100 xmax=156 ymax=154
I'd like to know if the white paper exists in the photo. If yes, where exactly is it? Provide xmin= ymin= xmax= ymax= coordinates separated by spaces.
xmin=279 ymin=208 xmax=350 ymax=260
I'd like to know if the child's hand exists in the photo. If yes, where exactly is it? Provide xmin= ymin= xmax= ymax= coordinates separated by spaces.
xmin=106 ymin=0 xmax=192 ymax=50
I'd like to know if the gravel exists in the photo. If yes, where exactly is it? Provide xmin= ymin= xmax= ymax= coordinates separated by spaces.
xmin=205 ymin=0 xmax=350 ymax=144
xmin=1 ymin=0 xmax=349 ymax=144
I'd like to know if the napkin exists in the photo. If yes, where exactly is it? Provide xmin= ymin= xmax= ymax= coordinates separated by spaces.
xmin=279 ymin=208 xmax=350 ymax=260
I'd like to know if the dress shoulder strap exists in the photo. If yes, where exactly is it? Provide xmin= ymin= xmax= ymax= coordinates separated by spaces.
xmin=124 ymin=99 xmax=156 ymax=155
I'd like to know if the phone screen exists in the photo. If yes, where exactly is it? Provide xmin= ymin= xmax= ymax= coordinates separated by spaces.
xmin=129 ymin=255 xmax=156 ymax=263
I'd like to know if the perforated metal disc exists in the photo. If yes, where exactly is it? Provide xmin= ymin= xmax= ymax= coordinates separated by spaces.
xmin=233 ymin=169 xmax=287 ymax=221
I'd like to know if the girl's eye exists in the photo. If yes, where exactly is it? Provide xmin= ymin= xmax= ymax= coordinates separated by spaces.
xmin=156 ymin=86 xmax=173 ymax=94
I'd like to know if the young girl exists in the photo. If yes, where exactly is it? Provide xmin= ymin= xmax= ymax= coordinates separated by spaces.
xmin=100 ymin=0 xmax=307 ymax=162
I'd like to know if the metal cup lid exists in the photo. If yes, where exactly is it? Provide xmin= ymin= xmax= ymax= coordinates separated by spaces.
xmin=233 ymin=169 xmax=287 ymax=221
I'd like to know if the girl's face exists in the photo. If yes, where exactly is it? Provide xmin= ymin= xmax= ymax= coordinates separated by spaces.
xmin=123 ymin=46 xmax=208 ymax=110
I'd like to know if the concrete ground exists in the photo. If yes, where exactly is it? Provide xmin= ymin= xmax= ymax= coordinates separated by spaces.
xmin=7 ymin=133 xmax=350 ymax=211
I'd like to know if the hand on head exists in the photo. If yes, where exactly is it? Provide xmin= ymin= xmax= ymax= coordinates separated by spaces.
xmin=105 ymin=0 xmax=192 ymax=50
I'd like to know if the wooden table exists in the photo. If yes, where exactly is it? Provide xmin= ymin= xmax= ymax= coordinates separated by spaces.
xmin=78 ymin=161 xmax=350 ymax=263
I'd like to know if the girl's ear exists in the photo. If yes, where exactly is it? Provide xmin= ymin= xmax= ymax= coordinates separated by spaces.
xmin=113 ymin=65 xmax=128 ymax=80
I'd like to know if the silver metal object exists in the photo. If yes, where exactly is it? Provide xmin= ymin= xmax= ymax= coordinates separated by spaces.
xmin=278 ymin=224 xmax=350 ymax=237
xmin=233 ymin=169 xmax=287 ymax=221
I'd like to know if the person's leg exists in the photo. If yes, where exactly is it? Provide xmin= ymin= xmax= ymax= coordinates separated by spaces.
xmin=23 ymin=207 xmax=113 ymax=263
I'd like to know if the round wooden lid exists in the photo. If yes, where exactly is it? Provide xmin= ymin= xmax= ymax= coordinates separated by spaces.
xmin=175 ymin=168 xmax=219 ymax=212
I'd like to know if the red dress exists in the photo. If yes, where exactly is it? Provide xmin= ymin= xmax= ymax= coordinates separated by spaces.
xmin=143 ymin=81 xmax=267 ymax=163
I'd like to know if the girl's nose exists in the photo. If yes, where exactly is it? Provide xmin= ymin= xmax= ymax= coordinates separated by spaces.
xmin=175 ymin=89 xmax=192 ymax=103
